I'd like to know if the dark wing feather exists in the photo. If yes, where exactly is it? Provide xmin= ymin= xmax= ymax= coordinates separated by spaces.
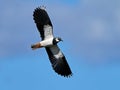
xmin=45 ymin=45 xmax=72 ymax=77
xmin=33 ymin=7 xmax=53 ymax=40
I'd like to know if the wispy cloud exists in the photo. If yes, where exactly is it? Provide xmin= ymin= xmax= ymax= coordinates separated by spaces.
xmin=0 ymin=0 xmax=120 ymax=64
xmin=49 ymin=0 xmax=120 ymax=63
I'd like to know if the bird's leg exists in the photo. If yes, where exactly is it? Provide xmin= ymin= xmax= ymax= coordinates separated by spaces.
xmin=31 ymin=42 xmax=43 ymax=50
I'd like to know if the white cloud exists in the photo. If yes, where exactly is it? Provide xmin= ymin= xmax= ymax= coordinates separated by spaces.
xmin=0 ymin=0 xmax=120 ymax=64
xmin=51 ymin=0 xmax=120 ymax=63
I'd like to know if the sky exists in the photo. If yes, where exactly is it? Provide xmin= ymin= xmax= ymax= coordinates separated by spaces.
xmin=0 ymin=0 xmax=120 ymax=90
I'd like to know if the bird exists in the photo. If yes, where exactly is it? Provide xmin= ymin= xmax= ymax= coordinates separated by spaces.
xmin=31 ymin=6 xmax=72 ymax=77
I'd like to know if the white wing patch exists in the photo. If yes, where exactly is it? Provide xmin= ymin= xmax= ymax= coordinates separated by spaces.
xmin=50 ymin=45 xmax=63 ymax=59
xmin=44 ymin=25 xmax=54 ymax=40
xmin=54 ymin=51 xmax=63 ymax=59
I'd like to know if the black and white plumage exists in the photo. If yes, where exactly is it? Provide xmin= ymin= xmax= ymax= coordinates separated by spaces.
xmin=31 ymin=6 xmax=72 ymax=77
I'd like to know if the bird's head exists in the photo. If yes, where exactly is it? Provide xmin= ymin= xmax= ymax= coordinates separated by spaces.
xmin=53 ymin=37 xmax=63 ymax=44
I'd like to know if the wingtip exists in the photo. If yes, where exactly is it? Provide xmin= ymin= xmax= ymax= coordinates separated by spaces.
xmin=52 ymin=58 xmax=73 ymax=78
xmin=62 ymin=73 xmax=73 ymax=78
xmin=40 ymin=5 xmax=46 ymax=10
xmin=34 ymin=6 xmax=46 ymax=11
xmin=56 ymin=72 xmax=73 ymax=78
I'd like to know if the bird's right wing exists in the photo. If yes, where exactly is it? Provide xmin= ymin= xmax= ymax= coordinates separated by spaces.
xmin=33 ymin=7 xmax=54 ymax=40
xmin=45 ymin=45 xmax=72 ymax=77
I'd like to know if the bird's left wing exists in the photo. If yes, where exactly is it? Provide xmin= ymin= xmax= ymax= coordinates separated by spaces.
xmin=33 ymin=7 xmax=54 ymax=40
xmin=45 ymin=45 xmax=72 ymax=77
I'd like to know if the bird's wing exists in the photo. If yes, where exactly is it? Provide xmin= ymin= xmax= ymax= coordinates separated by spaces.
xmin=33 ymin=7 xmax=54 ymax=40
xmin=45 ymin=45 xmax=72 ymax=77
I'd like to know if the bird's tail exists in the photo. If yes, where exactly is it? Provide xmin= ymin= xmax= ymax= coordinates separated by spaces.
xmin=31 ymin=42 xmax=42 ymax=50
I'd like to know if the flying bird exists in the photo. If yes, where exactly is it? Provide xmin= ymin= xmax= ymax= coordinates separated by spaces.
xmin=31 ymin=6 xmax=72 ymax=77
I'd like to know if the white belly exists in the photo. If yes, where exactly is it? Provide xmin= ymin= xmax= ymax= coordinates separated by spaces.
xmin=40 ymin=38 xmax=53 ymax=47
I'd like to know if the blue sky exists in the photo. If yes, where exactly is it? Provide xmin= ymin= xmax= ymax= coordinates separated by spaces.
xmin=0 ymin=0 xmax=120 ymax=90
